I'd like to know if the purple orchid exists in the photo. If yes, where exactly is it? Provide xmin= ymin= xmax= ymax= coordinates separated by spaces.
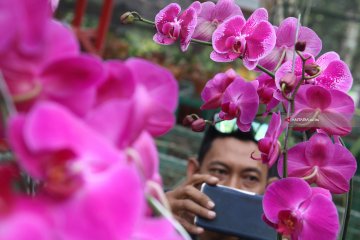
xmin=259 ymin=17 xmax=322 ymax=71
xmin=290 ymin=85 xmax=355 ymax=136
xmin=275 ymin=52 xmax=353 ymax=93
xmin=278 ymin=133 xmax=357 ymax=194
xmin=200 ymin=68 xmax=237 ymax=110
xmin=263 ymin=178 xmax=339 ymax=239
xmin=8 ymin=102 xmax=126 ymax=197
xmin=252 ymin=112 xmax=284 ymax=167
xmin=256 ymin=73 xmax=280 ymax=112
xmin=192 ymin=0 xmax=243 ymax=41
xmin=126 ymin=58 xmax=179 ymax=136
xmin=153 ymin=2 xmax=201 ymax=51
xmin=211 ymin=8 xmax=276 ymax=70
xmin=219 ymin=77 xmax=259 ymax=132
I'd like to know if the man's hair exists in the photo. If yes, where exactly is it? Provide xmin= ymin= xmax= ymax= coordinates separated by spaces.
xmin=197 ymin=125 xmax=257 ymax=165
xmin=197 ymin=125 xmax=278 ymax=178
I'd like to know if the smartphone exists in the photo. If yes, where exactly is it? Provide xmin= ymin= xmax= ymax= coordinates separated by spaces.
xmin=194 ymin=183 xmax=276 ymax=240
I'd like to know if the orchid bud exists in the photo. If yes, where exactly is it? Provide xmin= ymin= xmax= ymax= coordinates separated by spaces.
xmin=280 ymin=73 xmax=296 ymax=93
xmin=191 ymin=119 xmax=206 ymax=132
xmin=120 ymin=12 xmax=135 ymax=24
xmin=182 ymin=115 xmax=196 ymax=126
xmin=304 ymin=63 xmax=320 ymax=76
xmin=295 ymin=41 xmax=306 ymax=52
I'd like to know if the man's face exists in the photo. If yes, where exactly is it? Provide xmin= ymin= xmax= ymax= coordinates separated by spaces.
xmin=197 ymin=137 xmax=269 ymax=240
xmin=199 ymin=137 xmax=268 ymax=194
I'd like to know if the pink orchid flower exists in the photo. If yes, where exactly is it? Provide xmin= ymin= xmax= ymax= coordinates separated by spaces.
xmin=192 ymin=0 xmax=243 ymax=41
xmin=275 ymin=52 xmax=353 ymax=93
xmin=8 ymin=102 xmax=126 ymax=198
xmin=278 ymin=133 xmax=357 ymax=194
xmin=256 ymin=73 xmax=280 ymax=112
xmin=154 ymin=2 xmax=201 ymax=51
xmin=0 ymin=197 xmax=55 ymax=240
xmin=200 ymin=68 xmax=237 ymax=110
xmin=259 ymin=17 xmax=322 ymax=71
xmin=263 ymin=178 xmax=339 ymax=240
xmin=290 ymin=85 xmax=355 ymax=136
xmin=211 ymin=8 xmax=276 ymax=70
xmin=252 ymin=112 xmax=284 ymax=167
xmin=52 ymin=163 xmax=146 ymax=240
xmin=0 ymin=0 xmax=51 ymax=60
xmin=219 ymin=77 xmax=259 ymax=132
xmin=126 ymin=58 xmax=179 ymax=136
xmin=0 ymin=19 xmax=98 ymax=116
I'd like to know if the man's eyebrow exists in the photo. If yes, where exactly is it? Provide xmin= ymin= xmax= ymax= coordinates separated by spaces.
xmin=241 ymin=167 xmax=262 ymax=177
xmin=208 ymin=161 xmax=230 ymax=168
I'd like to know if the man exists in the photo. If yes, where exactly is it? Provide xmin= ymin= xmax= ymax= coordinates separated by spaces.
xmin=165 ymin=124 xmax=277 ymax=240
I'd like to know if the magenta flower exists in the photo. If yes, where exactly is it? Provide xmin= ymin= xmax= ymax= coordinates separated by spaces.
xmin=259 ymin=17 xmax=322 ymax=71
xmin=256 ymin=73 xmax=280 ymax=112
xmin=311 ymin=51 xmax=353 ymax=92
xmin=211 ymin=8 xmax=276 ymax=70
xmin=8 ymin=102 xmax=125 ymax=197
xmin=52 ymin=163 xmax=145 ymax=240
xmin=275 ymin=52 xmax=353 ymax=93
xmin=219 ymin=77 xmax=259 ymax=131
xmin=200 ymin=68 xmax=237 ymax=110
xmin=290 ymin=85 xmax=355 ymax=136
xmin=252 ymin=112 xmax=284 ymax=167
xmin=0 ymin=197 xmax=55 ymax=240
xmin=153 ymin=2 xmax=201 ymax=51
xmin=192 ymin=0 xmax=243 ymax=41
xmin=263 ymin=178 xmax=339 ymax=239
xmin=0 ymin=0 xmax=51 ymax=60
xmin=278 ymin=133 xmax=357 ymax=194
xmin=126 ymin=58 xmax=179 ymax=136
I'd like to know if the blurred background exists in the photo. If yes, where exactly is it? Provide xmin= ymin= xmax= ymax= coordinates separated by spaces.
xmin=56 ymin=0 xmax=360 ymax=238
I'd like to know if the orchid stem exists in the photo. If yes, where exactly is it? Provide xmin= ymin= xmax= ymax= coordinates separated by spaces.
xmin=256 ymin=64 xmax=275 ymax=79
xmin=341 ymin=178 xmax=353 ymax=240
xmin=339 ymin=137 xmax=353 ymax=240
xmin=130 ymin=11 xmax=155 ymax=25
xmin=190 ymin=39 xmax=212 ymax=46
xmin=281 ymin=14 xmax=302 ymax=179
xmin=277 ymin=233 xmax=282 ymax=240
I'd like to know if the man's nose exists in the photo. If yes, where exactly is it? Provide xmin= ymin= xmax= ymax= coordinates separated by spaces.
xmin=224 ymin=175 xmax=241 ymax=189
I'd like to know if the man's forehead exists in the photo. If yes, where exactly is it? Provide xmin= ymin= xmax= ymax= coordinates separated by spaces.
xmin=202 ymin=137 xmax=266 ymax=170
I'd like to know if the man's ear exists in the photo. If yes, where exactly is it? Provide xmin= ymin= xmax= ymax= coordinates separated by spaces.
xmin=266 ymin=176 xmax=279 ymax=188
xmin=186 ymin=156 xmax=200 ymax=178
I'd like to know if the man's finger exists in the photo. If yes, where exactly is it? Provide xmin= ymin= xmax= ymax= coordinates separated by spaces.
xmin=182 ymin=185 xmax=215 ymax=209
xmin=174 ymin=199 xmax=216 ymax=220
xmin=187 ymin=174 xmax=219 ymax=187
xmin=176 ymin=216 xmax=204 ymax=235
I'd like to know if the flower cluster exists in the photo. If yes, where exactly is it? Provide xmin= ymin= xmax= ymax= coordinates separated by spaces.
xmin=0 ymin=0 xmax=183 ymax=239
xmin=148 ymin=1 xmax=357 ymax=239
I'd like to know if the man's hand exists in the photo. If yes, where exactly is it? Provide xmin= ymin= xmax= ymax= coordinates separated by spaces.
xmin=165 ymin=174 xmax=219 ymax=235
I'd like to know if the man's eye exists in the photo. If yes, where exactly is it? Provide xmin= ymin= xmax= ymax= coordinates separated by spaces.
xmin=244 ymin=175 xmax=259 ymax=183
xmin=209 ymin=168 xmax=228 ymax=176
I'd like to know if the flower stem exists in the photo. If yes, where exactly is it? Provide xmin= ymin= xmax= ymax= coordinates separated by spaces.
xmin=341 ymin=178 xmax=353 ymax=240
xmin=339 ymin=137 xmax=353 ymax=240
xmin=256 ymin=64 xmax=275 ymax=79
xmin=190 ymin=39 xmax=212 ymax=46
xmin=130 ymin=11 xmax=155 ymax=25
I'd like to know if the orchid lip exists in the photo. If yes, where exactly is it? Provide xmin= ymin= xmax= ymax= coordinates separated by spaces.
xmin=302 ymin=166 xmax=319 ymax=181
xmin=12 ymin=81 xmax=42 ymax=103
